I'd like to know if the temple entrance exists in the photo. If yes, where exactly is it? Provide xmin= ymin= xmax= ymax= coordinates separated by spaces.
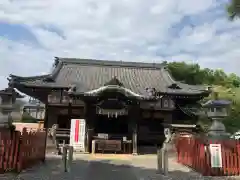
xmin=138 ymin=118 xmax=165 ymax=146
xmin=138 ymin=118 xmax=165 ymax=154
xmin=95 ymin=115 xmax=129 ymax=135
xmin=92 ymin=113 xmax=132 ymax=154
xmin=94 ymin=96 xmax=129 ymax=136
xmin=57 ymin=115 xmax=70 ymax=129
xmin=57 ymin=115 xmax=80 ymax=129
xmin=90 ymin=96 xmax=133 ymax=154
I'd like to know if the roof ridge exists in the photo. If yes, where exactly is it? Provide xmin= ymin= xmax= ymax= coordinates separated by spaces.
xmin=57 ymin=57 xmax=164 ymax=69
xmin=9 ymin=74 xmax=50 ymax=80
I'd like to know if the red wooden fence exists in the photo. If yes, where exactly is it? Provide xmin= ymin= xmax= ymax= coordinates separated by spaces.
xmin=0 ymin=128 xmax=47 ymax=174
xmin=176 ymin=136 xmax=240 ymax=176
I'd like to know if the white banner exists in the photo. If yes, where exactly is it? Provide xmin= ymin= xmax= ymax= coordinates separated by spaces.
xmin=209 ymin=144 xmax=222 ymax=168
xmin=70 ymin=119 xmax=86 ymax=152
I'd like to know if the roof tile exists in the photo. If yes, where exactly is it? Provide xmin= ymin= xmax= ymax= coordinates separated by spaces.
xmin=11 ymin=58 xmax=209 ymax=96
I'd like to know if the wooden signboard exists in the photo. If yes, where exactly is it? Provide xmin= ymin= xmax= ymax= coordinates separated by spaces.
xmin=97 ymin=140 xmax=122 ymax=152
xmin=209 ymin=144 xmax=222 ymax=168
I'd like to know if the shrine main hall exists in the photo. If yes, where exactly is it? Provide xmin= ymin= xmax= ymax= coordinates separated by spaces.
xmin=8 ymin=57 xmax=210 ymax=154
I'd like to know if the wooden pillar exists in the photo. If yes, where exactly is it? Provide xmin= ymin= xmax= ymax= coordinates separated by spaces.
xmin=163 ymin=113 xmax=172 ymax=127
xmin=43 ymin=101 xmax=49 ymax=162
xmin=84 ymin=103 xmax=89 ymax=153
xmin=132 ymin=122 xmax=138 ymax=155
xmin=86 ymin=124 xmax=94 ymax=153
xmin=67 ymin=102 xmax=72 ymax=145
xmin=43 ymin=103 xmax=49 ymax=128
xmin=130 ymin=101 xmax=140 ymax=155
xmin=68 ymin=102 xmax=72 ymax=128
xmin=85 ymin=122 xmax=90 ymax=153
xmin=84 ymin=102 xmax=95 ymax=153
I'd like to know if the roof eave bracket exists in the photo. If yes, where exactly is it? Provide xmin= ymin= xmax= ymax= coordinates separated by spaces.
xmin=168 ymin=83 xmax=181 ymax=89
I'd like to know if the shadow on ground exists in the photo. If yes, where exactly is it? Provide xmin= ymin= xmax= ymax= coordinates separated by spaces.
xmin=0 ymin=155 xmax=234 ymax=180
xmin=137 ymin=145 xmax=177 ymax=156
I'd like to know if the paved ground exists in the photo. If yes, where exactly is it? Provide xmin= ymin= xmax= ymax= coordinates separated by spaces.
xmin=0 ymin=153 xmax=239 ymax=180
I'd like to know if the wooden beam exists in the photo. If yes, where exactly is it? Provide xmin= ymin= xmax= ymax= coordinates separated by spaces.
xmin=44 ymin=102 xmax=49 ymax=128
xmin=132 ymin=122 xmax=138 ymax=155
xmin=130 ymin=102 xmax=140 ymax=155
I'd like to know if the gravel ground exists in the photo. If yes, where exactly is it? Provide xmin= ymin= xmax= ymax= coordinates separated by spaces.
xmin=0 ymin=153 xmax=240 ymax=180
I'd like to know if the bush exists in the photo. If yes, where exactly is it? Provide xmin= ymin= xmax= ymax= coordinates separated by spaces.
xmin=21 ymin=113 xmax=38 ymax=123
xmin=222 ymin=106 xmax=240 ymax=133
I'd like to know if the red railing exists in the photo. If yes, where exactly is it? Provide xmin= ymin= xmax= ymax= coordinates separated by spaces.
xmin=176 ymin=136 xmax=240 ymax=176
xmin=0 ymin=128 xmax=47 ymax=173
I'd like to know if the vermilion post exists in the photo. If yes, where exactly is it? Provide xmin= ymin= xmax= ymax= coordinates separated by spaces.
xmin=0 ymin=133 xmax=5 ymax=173
xmin=3 ymin=132 xmax=10 ymax=171
xmin=237 ymin=143 xmax=240 ymax=175
xmin=13 ymin=132 xmax=20 ymax=172
xmin=9 ymin=132 xmax=16 ymax=170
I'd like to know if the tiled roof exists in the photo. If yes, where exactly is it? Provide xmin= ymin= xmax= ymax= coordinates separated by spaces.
xmin=23 ymin=102 xmax=45 ymax=109
xmin=203 ymin=100 xmax=231 ymax=107
xmin=9 ymin=58 xmax=210 ymax=96
xmin=0 ymin=87 xmax=24 ymax=98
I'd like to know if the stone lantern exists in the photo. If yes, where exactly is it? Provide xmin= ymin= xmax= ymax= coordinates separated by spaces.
xmin=0 ymin=87 xmax=23 ymax=129
xmin=202 ymin=99 xmax=231 ymax=140
xmin=207 ymin=119 xmax=230 ymax=140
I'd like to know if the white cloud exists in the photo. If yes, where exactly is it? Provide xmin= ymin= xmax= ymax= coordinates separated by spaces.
xmin=177 ymin=0 xmax=217 ymax=15
xmin=0 ymin=0 xmax=239 ymax=89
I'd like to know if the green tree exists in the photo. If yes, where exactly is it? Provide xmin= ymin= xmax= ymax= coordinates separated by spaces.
xmin=227 ymin=0 xmax=240 ymax=20
xmin=213 ymin=69 xmax=227 ymax=85
xmin=166 ymin=61 xmax=240 ymax=87
xmin=226 ymin=73 xmax=240 ymax=87
xmin=202 ymin=68 xmax=215 ymax=84
xmin=167 ymin=62 xmax=190 ymax=82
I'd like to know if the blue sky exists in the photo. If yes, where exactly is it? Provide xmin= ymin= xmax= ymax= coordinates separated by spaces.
xmin=0 ymin=0 xmax=239 ymax=89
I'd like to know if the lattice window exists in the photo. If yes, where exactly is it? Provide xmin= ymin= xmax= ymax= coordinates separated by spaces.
xmin=48 ymin=91 xmax=61 ymax=103
xmin=170 ymin=100 xmax=175 ymax=108
xmin=163 ymin=99 xmax=169 ymax=108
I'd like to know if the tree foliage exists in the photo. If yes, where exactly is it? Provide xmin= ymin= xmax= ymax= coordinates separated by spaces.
xmin=21 ymin=112 xmax=38 ymax=123
xmin=167 ymin=61 xmax=240 ymax=133
xmin=227 ymin=0 xmax=240 ymax=20
xmin=222 ymin=104 xmax=240 ymax=133
xmin=166 ymin=61 xmax=240 ymax=88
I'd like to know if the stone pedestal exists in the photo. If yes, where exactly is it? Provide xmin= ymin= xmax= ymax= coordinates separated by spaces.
xmin=0 ymin=106 xmax=14 ymax=129
xmin=207 ymin=119 xmax=230 ymax=141
xmin=0 ymin=112 xmax=9 ymax=128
